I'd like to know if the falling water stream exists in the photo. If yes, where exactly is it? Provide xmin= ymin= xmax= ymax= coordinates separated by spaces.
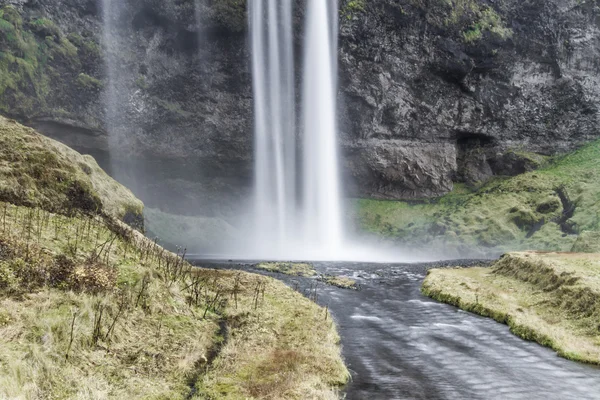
xmin=249 ymin=0 xmax=343 ymax=260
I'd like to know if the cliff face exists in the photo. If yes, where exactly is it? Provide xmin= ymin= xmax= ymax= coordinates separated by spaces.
xmin=338 ymin=0 xmax=600 ymax=198
xmin=1 ymin=0 xmax=599 ymax=212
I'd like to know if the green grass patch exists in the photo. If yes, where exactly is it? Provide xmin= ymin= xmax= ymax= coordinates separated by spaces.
xmin=319 ymin=275 xmax=358 ymax=290
xmin=355 ymin=139 xmax=600 ymax=256
xmin=255 ymin=262 xmax=317 ymax=277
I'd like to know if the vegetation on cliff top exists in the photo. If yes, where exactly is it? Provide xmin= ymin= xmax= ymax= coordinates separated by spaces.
xmin=0 ymin=120 xmax=349 ymax=399
xmin=356 ymin=139 xmax=600 ymax=257
xmin=422 ymin=252 xmax=600 ymax=364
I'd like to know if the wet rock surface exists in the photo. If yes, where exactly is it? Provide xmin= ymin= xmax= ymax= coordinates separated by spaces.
xmin=1 ymin=0 xmax=600 ymax=209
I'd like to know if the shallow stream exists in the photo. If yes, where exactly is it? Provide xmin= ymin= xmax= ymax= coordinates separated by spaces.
xmin=196 ymin=260 xmax=600 ymax=400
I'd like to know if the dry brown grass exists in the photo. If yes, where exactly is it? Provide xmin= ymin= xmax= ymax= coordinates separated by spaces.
xmin=0 ymin=117 xmax=348 ymax=399
xmin=194 ymin=268 xmax=349 ymax=399
xmin=0 ymin=203 xmax=349 ymax=399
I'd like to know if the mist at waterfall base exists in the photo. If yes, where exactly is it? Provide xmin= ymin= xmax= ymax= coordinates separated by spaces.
xmin=232 ymin=0 xmax=421 ymax=263
xmin=98 ymin=0 xmax=447 ymax=263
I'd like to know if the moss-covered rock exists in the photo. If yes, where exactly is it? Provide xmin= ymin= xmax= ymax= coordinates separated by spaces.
xmin=356 ymin=138 xmax=600 ymax=257
xmin=0 ymin=5 xmax=101 ymax=119
xmin=255 ymin=262 xmax=317 ymax=277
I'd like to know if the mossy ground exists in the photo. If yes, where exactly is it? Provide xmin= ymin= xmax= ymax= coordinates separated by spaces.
xmin=255 ymin=263 xmax=358 ymax=290
xmin=572 ymin=231 xmax=600 ymax=253
xmin=0 ymin=116 xmax=143 ymax=226
xmin=255 ymin=262 xmax=317 ymax=277
xmin=319 ymin=276 xmax=358 ymax=290
xmin=356 ymin=139 xmax=600 ymax=257
xmin=422 ymin=252 xmax=600 ymax=364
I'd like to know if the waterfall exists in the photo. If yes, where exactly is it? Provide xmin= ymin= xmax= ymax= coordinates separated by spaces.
xmin=250 ymin=0 xmax=297 ymax=254
xmin=101 ymin=0 xmax=118 ymax=147
xmin=302 ymin=0 xmax=343 ymax=255
xmin=249 ymin=0 xmax=343 ymax=260
xmin=100 ymin=0 xmax=129 ymax=185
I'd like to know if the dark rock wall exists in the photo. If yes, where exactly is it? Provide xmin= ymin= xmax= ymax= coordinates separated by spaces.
xmin=338 ymin=0 xmax=600 ymax=198
xmin=1 ymin=0 xmax=599 ymax=212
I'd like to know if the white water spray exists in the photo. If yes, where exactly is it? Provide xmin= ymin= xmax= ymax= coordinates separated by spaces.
xmin=249 ymin=0 xmax=343 ymax=260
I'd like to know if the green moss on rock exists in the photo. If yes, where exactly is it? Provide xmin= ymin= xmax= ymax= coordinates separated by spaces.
xmin=356 ymin=139 xmax=600 ymax=256
xmin=0 ymin=6 xmax=101 ymax=117
xmin=255 ymin=262 xmax=317 ymax=277
xmin=406 ymin=0 xmax=512 ymax=43
xmin=75 ymin=73 xmax=102 ymax=92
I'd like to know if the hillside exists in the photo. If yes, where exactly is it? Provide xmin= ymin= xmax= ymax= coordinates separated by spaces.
xmin=0 ymin=115 xmax=143 ymax=228
xmin=356 ymin=139 xmax=600 ymax=257
xmin=0 ymin=118 xmax=349 ymax=399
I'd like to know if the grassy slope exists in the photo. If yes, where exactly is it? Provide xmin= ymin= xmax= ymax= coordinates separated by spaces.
xmin=0 ymin=119 xmax=349 ymax=399
xmin=356 ymin=140 xmax=600 ymax=256
xmin=422 ymin=252 xmax=600 ymax=364
xmin=0 ymin=116 xmax=143 ymax=223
